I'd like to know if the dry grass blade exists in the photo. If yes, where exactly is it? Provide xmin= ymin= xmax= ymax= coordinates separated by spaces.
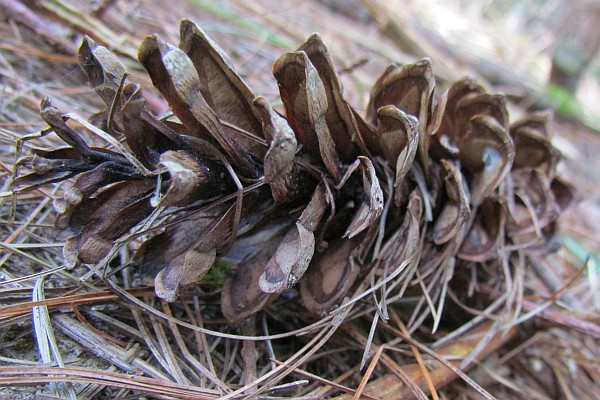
xmin=103 ymin=277 xmax=339 ymax=341
xmin=149 ymin=312 xmax=190 ymax=384
xmin=0 ymin=287 xmax=155 ymax=319
xmin=271 ymin=359 xmax=378 ymax=400
xmin=161 ymin=300 xmax=230 ymax=393
xmin=342 ymin=318 xmax=428 ymax=400
xmin=32 ymin=277 xmax=77 ymax=399
xmin=220 ymin=306 xmax=352 ymax=400
xmin=386 ymin=323 xmax=508 ymax=400
xmin=354 ymin=344 xmax=386 ymax=400
xmin=0 ymin=365 xmax=220 ymax=399
xmin=335 ymin=320 xmax=515 ymax=399
xmin=391 ymin=312 xmax=439 ymax=400
xmin=53 ymin=314 xmax=171 ymax=380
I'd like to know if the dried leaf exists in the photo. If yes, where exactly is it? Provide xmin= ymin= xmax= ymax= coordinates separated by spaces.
xmin=433 ymin=160 xmax=470 ymax=245
xmin=273 ymin=50 xmax=341 ymax=181
xmin=336 ymin=156 xmax=384 ymax=238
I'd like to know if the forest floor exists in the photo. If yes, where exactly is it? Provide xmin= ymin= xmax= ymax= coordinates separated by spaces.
xmin=1 ymin=1 xmax=599 ymax=399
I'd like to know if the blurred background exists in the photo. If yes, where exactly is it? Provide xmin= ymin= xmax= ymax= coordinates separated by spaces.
xmin=3 ymin=0 xmax=600 ymax=123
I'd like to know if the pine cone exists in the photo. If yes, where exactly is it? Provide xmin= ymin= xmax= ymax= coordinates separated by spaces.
xmin=12 ymin=20 xmax=574 ymax=327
